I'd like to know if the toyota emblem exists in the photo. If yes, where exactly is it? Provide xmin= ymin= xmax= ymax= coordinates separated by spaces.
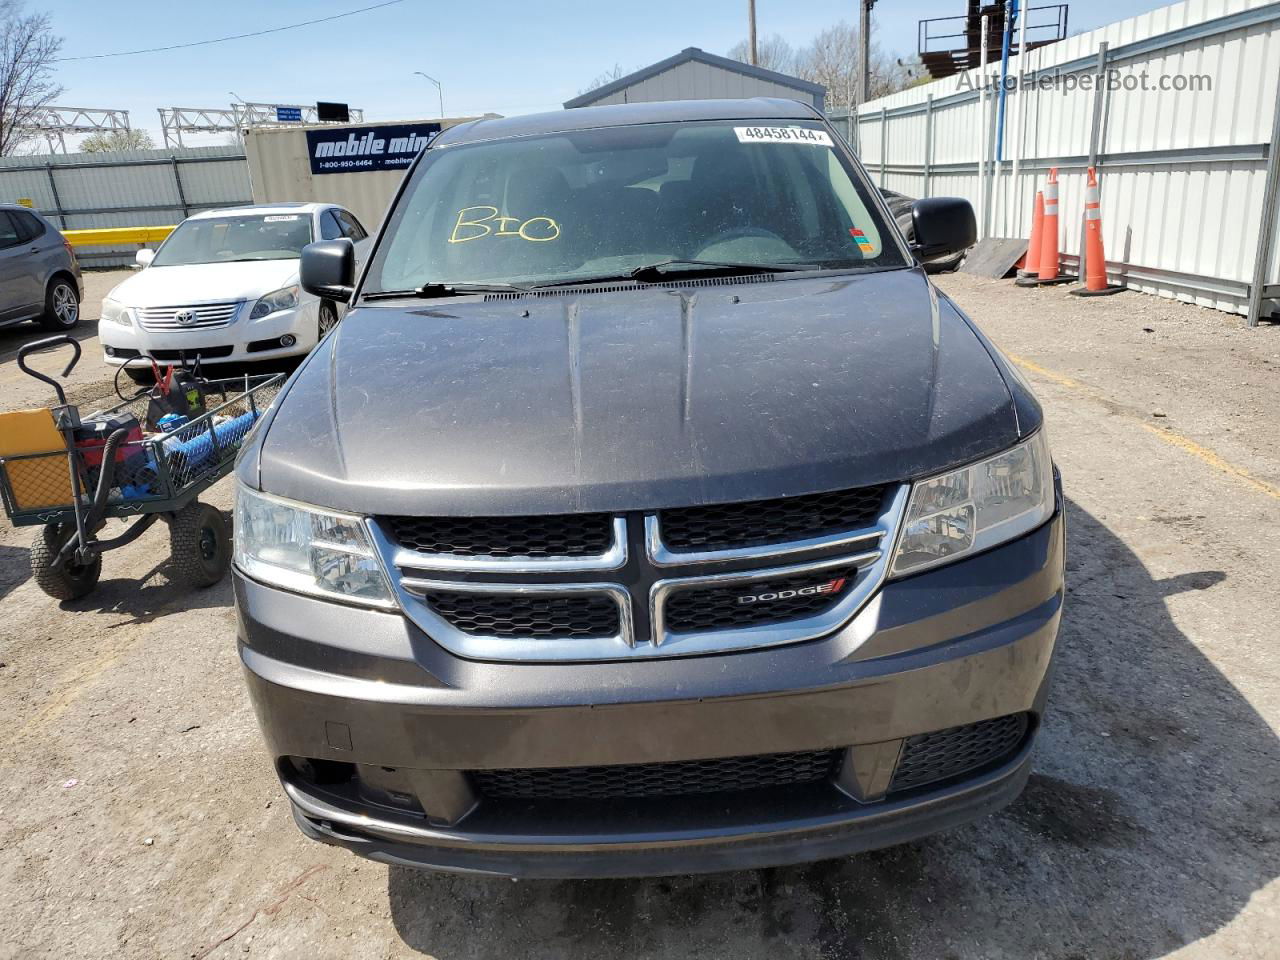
xmin=174 ymin=309 xmax=197 ymax=325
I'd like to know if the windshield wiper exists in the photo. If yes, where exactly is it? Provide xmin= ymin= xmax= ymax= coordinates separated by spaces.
xmin=528 ymin=260 xmax=817 ymax=289
xmin=362 ymin=281 xmax=530 ymax=301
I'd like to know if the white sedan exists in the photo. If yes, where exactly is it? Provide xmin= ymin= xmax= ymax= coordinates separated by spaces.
xmin=99 ymin=203 xmax=372 ymax=381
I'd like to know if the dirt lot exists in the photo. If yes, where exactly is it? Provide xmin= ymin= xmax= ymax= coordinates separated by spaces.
xmin=1 ymin=270 xmax=1277 ymax=959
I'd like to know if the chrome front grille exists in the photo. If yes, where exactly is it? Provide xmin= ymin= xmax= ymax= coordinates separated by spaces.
xmin=137 ymin=301 xmax=242 ymax=330
xmin=411 ymin=587 xmax=621 ymax=639
xmin=657 ymin=486 xmax=888 ymax=552
xmin=384 ymin=513 xmax=615 ymax=560
xmin=369 ymin=483 xmax=908 ymax=662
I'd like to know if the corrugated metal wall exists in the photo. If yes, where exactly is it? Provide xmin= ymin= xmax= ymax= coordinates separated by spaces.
xmin=844 ymin=0 xmax=1280 ymax=320
xmin=0 ymin=145 xmax=252 ymax=267
xmin=587 ymin=61 xmax=814 ymax=107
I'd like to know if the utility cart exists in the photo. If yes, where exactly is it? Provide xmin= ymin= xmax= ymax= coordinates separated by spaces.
xmin=0 ymin=336 xmax=284 ymax=600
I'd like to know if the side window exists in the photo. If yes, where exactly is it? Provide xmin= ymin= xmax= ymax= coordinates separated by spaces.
xmin=0 ymin=213 xmax=21 ymax=250
xmin=14 ymin=211 xmax=46 ymax=241
xmin=336 ymin=209 xmax=368 ymax=241
xmin=319 ymin=210 xmax=343 ymax=241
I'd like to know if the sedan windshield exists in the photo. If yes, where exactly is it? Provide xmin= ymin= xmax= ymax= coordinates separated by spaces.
xmin=152 ymin=213 xmax=314 ymax=266
xmin=365 ymin=119 xmax=906 ymax=293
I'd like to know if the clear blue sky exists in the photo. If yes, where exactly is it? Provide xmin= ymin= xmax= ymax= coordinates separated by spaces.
xmin=41 ymin=0 xmax=1168 ymax=146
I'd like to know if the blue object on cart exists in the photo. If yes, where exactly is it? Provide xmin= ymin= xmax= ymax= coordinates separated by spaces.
xmin=166 ymin=409 xmax=260 ymax=473
xmin=157 ymin=412 xmax=189 ymax=432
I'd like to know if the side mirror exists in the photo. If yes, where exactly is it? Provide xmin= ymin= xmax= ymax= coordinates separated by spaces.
xmin=909 ymin=197 xmax=976 ymax=261
xmin=135 ymin=248 xmax=155 ymax=268
xmin=300 ymin=239 xmax=355 ymax=303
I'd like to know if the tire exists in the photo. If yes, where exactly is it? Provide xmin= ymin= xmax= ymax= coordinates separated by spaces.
xmin=124 ymin=366 xmax=154 ymax=385
xmin=318 ymin=300 xmax=339 ymax=341
xmin=30 ymin=524 xmax=101 ymax=601
xmin=168 ymin=500 xmax=230 ymax=589
xmin=39 ymin=277 xmax=80 ymax=330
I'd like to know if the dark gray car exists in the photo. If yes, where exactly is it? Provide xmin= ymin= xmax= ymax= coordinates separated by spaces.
xmin=233 ymin=99 xmax=1064 ymax=878
xmin=0 ymin=204 xmax=82 ymax=330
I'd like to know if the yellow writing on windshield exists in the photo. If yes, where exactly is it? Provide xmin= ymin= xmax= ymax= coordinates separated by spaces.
xmin=449 ymin=205 xmax=561 ymax=243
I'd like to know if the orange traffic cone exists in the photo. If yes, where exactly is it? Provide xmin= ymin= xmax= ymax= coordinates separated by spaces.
xmin=1015 ymin=190 xmax=1044 ymax=287
xmin=1037 ymin=168 xmax=1062 ymax=283
xmin=1072 ymin=166 xmax=1123 ymax=297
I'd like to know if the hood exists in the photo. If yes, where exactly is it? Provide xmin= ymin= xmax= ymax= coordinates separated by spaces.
xmin=248 ymin=268 xmax=1023 ymax=516
xmin=108 ymin=260 xmax=299 ymax=306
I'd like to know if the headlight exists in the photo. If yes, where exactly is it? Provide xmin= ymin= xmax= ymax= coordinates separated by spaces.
xmin=234 ymin=484 xmax=395 ymax=608
xmin=100 ymin=298 xmax=134 ymax=327
xmin=890 ymin=431 xmax=1054 ymax=578
xmin=249 ymin=285 xmax=299 ymax=320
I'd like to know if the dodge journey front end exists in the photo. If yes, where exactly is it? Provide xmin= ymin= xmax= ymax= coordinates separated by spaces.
xmin=234 ymin=98 xmax=1064 ymax=878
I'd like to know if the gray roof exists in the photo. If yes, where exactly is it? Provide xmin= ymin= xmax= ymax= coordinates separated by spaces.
xmin=563 ymin=47 xmax=826 ymax=110
xmin=434 ymin=98 xmax=821 ymax=148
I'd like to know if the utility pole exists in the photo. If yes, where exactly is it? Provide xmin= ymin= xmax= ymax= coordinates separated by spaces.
xmin=859 ymin=0 xmax=875 ymax=105
xmin=748 ymin=0 xmax=758 ymax=65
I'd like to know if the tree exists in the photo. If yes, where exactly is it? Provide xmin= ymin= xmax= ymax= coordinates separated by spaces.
xmin=797 ymin=22 xmax=918 ymax=111
xmin=80 ymin=128 xmax=155 ymax=152
xmin=726 ymin=33 xmax=798 ymax=75
xmin=0 ymin=1 xmax=63 ymax=157
xmin=727 ymin=23 xmax=919 ymax=111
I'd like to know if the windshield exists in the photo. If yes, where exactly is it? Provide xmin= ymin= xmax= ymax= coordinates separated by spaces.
xmin=365 ymin=119 xmax=906 ymax=293
xmin=151 ymin=213 xmax=314 ymax=266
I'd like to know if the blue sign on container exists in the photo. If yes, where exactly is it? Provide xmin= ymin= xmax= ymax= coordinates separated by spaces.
xmin=276 ymin=106 xmax=303 ymax=123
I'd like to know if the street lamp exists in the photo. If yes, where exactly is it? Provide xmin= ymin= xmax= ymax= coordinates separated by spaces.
xmin=413 ymin=71 xmax=445 ymax=119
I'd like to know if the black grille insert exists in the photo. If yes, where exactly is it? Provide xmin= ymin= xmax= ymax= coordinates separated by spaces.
xmin=659 ymin=486 xmax=887 ymax=552
xmin=385 ymin=513 xmax=613 ymax=558
xmin=473 ymin=749 xmax=841 ymax=801
xmin=889 ymin=713 xmax=1030 ymax=793
xmin=418 ymin=590 xmax=619 ymax=639
xmin=664 ymin=567 xmax=858 ymax=633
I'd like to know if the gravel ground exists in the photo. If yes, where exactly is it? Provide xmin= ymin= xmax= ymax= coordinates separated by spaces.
xmin=0 ymin=270 xmax=1276 ymax=959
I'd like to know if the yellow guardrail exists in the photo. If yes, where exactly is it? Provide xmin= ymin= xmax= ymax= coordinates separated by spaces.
xmin=61 ymin=225 xmax=175 ymax=248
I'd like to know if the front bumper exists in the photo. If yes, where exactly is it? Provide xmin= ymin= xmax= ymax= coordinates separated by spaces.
xmin=98 ymin=301 xmax=318 ymax=366
xmin=238 ymin=506 xmax=1064 ymax=878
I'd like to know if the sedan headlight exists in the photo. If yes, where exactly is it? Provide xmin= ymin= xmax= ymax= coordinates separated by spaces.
xmin=100 ymin=298 xmax=134 ymax=327
xmin=890 ymin=431 xmax=1054 ymax=578
xmin=249 ymin=285 xmax=299 ymax=320
xmin=234 ymin=484 xmax=395 ymax=608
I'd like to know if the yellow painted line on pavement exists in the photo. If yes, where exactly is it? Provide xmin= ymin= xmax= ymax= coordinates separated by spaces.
xmin=9 ymin=639 xmax=136 ymax=747
xmin=1007 ymin=353 xmax=1280 ymax=502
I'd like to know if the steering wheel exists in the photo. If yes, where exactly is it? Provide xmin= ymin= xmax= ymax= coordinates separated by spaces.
xmin=695 ymin=225 xmax=791 ymax=254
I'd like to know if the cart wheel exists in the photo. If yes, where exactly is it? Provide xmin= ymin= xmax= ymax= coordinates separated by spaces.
xmin=169 ymin=501 xmax=230 ymax=588
xmin=30 ymin=524 xmax=101 ymax=601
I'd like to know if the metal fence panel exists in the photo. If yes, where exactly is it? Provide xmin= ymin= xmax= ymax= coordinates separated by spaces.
xmin=0 ymin=145 xmax=251 ymax=266
xmin=847 ymin=0 xmax=1280 ymax=323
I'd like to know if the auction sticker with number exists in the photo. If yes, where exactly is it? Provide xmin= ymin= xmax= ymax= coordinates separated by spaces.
xmin=734 ymin=126 xmax=834 ymax=146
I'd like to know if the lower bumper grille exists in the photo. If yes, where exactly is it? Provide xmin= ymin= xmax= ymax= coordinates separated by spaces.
xmin=149 ymin=346 xmax=233 ymax=361
xmin=889 ymin=713 xmax=1030 ymax=794
xmin=418 ymin=589 xmax=620 ymax=640
xmin=473 ymin=749 xmax=842 ymax=801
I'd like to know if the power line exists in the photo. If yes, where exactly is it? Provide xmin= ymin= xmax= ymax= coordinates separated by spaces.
xmin=54 ymin=0 xmax=405 ymax=62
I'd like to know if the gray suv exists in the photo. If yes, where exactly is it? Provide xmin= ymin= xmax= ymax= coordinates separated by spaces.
xmin=0 ymin=205 xmax=82 ymax=330
xmin=234 ymin=99 xmax=1065 ymax=878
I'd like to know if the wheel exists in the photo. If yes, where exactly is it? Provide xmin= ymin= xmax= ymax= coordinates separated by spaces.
xmin=123 ymin=366 xmax=154 ymax=385
xmin=318 ymin=300 xmax=339 ymax=341
xmin=39 ymin=277 xmax=80 ymax=330
xmin=30 ymin=524 xmax=101 ymax=600
xmin=168 ymin=501 xmax=230 ymax=588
